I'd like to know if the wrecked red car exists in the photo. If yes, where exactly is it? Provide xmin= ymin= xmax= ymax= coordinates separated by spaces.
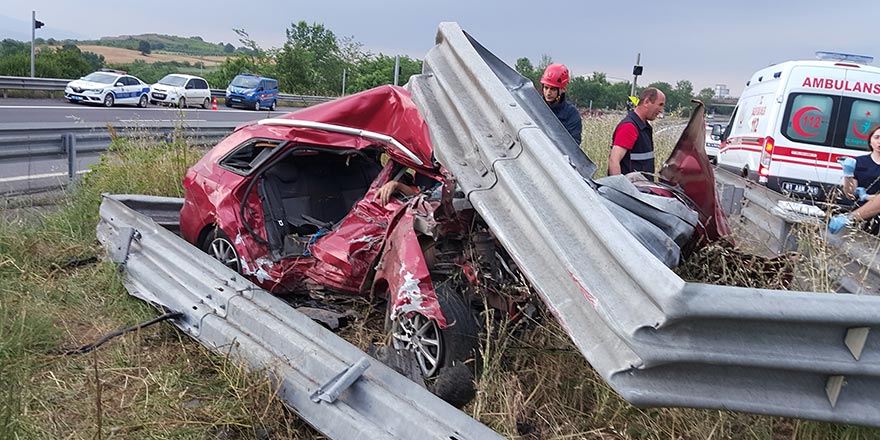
xmin=180 ymin=85 xmax=503 ymax=405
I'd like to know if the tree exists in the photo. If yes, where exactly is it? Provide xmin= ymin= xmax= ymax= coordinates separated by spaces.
xmin=224 ymin=43 xmax=234 ymax=53
xmin=138 ymin=40 xmax=151 ymax=55
xmin=276 ymin=21 xmax=343 ymax=94
xmin=349 ymin=54 xmax=422 ymax=93
xmin=514 ymin=57 xmax=538 ymax=86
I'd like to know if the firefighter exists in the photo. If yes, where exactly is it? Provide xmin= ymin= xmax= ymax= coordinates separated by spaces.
xmin=540 ymin=63 xmax=582 ymax=143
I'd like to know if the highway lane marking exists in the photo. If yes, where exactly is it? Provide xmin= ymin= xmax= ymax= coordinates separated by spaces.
xmin=0 ymin=169 xmax=91 ymax=184
xmin=118 ymin=119 xmax=208 ymax=122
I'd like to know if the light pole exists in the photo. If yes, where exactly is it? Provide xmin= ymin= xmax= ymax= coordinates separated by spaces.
xmin=30 ymin=11 xmax=45 ymax=78
xmin=393 ymin=55 xmax=400 ymax=86
xmin=341 ymin=68 xmax=346 ymax=96
xmin=630 ymin=53 xmax=642 ymax=100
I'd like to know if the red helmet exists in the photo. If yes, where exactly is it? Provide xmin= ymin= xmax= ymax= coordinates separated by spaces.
xmin=541 ymin=63 xmax=570 ymax=90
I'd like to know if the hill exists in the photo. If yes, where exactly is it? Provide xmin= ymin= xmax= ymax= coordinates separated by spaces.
xmin=76 ymin=45 xmax=226 ymax=66
xmin=78 ymin=33 xmax=245 ymax=57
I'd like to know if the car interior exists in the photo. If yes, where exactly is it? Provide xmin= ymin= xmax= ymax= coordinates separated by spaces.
xmin=257 ymin=147 xmax=384 ymax=256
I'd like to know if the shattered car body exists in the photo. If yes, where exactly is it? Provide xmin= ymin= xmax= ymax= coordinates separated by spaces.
xmin=181 ymin=85 xmax=450 ymax=319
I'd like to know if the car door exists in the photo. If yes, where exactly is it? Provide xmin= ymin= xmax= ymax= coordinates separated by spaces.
xmin=198 ymin=79 xmax=211 ymax=102
xmin=110 ymin=76 xmax=127 ymax=102
xmin=120 ymin=76 xmax=139 ymax=103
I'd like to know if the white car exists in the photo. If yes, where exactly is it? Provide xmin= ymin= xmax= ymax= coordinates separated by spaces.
xmin=64 ymin=70 xmax=150 ymax=107
xmin=705 ymin=123 xmax=726 ymax=164
xmin=149 ymin=74 xmax=212 ymax=109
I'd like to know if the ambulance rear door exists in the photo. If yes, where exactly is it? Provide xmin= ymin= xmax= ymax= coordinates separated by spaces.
xmin=775 ymin=65 xmax=842 ymax=198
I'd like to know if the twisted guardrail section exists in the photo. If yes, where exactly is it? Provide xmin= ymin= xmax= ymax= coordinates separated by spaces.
xmin=96 ymin=194 xmax=505 ymax=440
xmin=408 ymin=22 xmax=880 ymax=426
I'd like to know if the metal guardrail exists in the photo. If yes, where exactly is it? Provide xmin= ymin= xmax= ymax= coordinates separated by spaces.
xmin=0 ymin=75 xmax=334 ymax=105
xmin=409 ymin=22 xmax=880 ymax=426
xmin=96 ymin=194 xmax=505 ymax=440
xmin=0 ymin=122 xmax=238 ymax=195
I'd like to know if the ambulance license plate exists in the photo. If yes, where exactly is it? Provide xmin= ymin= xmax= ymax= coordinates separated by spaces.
xmin=781 ymin=182 xmax=820 ymax=196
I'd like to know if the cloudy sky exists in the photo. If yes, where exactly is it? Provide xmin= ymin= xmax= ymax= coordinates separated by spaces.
xmin=1 ymin=0 xmax=875 ymax=96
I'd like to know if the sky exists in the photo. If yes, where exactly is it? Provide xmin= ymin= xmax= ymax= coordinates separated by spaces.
xmin=1 ymin=0 xmax=876 ymax=97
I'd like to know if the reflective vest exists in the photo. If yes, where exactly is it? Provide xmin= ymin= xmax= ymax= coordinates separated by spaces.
xmin=612 ymin=110 xmax=655 ymax=175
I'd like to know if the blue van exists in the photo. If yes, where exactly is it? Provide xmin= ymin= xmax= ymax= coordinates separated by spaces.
xmin=225 ymin=74 xmax=279 ymax=111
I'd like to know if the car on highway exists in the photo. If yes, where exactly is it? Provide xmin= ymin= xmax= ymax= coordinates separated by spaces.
xmin=225 ymin=74 xmax=278 ymax=110
xmin=181 ymin=85 xmax=484 ymax=406
xmin=705 ymin=122 xmax=726 ymax=163
xmin=64 ymin=70 xmax=150 ymax=108
xmin=149 ymin=74 xmax=213 ymax=109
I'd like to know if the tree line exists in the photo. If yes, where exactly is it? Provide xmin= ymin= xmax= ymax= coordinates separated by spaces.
xmin=1 ymin=21 xmax=719 ymax=113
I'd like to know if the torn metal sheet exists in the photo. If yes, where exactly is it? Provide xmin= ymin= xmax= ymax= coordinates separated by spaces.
xmin=406 ymin=22 xmax=880 ymax=426
xmin=96 ymin=194 xmax=504 ymax=440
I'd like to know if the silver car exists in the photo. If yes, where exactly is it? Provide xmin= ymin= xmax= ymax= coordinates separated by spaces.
xmin=150 ymin=74 xmax=212 ymax=109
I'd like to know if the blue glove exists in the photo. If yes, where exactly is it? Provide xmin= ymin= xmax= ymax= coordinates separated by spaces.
xmin=828 ymin=214 xmax=853 ymax=234
xmin=856 ymin=187 xmax=869 ymax=202
xmin=842 ymin=157 xmax=857 ymax=177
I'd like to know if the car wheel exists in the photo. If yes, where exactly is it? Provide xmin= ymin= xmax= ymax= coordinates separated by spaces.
xmin=224 ymin=100 xmax=232 ymax=108
xmin=103 ymin=93 xmax=114 ymax=107
xmin=202 ymin=98 xmax=210 ymax=109
xmin=269 ymin=100 xmax=276 ymax=111
xmin=254 ymin=101 xmax=261 ymax=111
xmin=178 ymin=97 xmax=186 ymax=109
xmin=388 ymin=279 xmax=479 ymax=408
xmin=138 ymin=94 xmax=148 ymax=108
xmin=202 ymin=228 xmax=241 ymax=274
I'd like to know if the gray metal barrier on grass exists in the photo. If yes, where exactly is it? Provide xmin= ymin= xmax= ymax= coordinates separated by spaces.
xmin=409 ymin=22 xmax=880 ymax=426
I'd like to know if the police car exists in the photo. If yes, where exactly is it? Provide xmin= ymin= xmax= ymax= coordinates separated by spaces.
xmin=64 ymin=69 xmax=150 ymax=108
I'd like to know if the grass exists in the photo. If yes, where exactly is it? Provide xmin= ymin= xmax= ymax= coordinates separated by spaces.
xmin=1 ymin=114 xmax=878 ymax=439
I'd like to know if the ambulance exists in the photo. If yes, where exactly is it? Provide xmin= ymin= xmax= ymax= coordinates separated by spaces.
xmin=718 ymin=52 xmax=880 ymax=202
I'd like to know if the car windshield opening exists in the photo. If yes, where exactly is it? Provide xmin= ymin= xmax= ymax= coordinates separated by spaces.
xmin=158 ymin=75 xmax=188 ymax=87
xmin=231 ymin=77 xmax=260 ymax=88
xmin=82 ymin=72 xmax=117 ymax=84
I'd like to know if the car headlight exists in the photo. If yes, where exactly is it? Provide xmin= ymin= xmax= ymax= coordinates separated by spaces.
xmin=88 ymin=88 xmax=104 ymax=94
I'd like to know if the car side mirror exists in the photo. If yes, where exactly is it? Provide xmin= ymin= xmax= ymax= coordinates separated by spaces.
xmin=116 ymin=82 xmax=124 ymax=87
xmin=711 ymin=125 xmax=723 ymax=138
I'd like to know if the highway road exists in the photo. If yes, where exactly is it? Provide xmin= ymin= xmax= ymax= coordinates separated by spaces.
xmin=0 ymin=98 xmax=305 ymax=195
xmin=0 ymin=98 xmax=300 ymax=125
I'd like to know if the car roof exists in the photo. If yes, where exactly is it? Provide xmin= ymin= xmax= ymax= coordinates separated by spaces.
xmin=164 ymin=73 xmax=203 ymax=80
xmin=220 ymin=85 xmax=436 ymax=174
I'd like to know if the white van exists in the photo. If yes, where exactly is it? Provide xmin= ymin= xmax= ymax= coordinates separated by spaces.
xmin=718 ymin=52 xmax=880 ymax=202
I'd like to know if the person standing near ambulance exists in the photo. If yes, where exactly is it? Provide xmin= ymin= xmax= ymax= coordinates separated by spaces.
xmin=842 ymin=124 xmax=880 ymax=203
xmin=608 ymin=87 xmax=666 ymax=176
xmin=830 ymin=124 xmax=880 ymax=233
xmin=541 ymin=63 xmax=582 ymax=143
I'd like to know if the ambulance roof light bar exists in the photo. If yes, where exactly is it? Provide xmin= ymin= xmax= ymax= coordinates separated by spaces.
xmin=815 ymin=51 xmax=874 ymax=65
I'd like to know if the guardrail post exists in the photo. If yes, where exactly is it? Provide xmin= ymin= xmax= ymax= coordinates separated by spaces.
xmin=63 ymin=133 xmax=77 ymax=184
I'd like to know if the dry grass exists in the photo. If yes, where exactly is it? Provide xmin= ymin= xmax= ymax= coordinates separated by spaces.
xmin=75 ymin=45 xmax=226 ymax=66
xmin=3 ymin=114 xmax=879 ymax=440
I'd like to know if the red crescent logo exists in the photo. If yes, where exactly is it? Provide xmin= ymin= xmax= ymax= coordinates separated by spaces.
xmin=852 ymin=121 xmax=871 ymax=140
xmin=792 ymin=106 xmax=822 ymax=137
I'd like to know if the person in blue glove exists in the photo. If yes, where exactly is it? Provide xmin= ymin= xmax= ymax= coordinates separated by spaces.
xmin=842 ymin=124 xmax=880 ymax=203
xmin=831 ymin=124 xmax=880 ymax=234
xmin=828 ymin=198 xmax=880 ymax=233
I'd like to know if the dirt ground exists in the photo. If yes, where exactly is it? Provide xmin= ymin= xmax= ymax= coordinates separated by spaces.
xmin=76 ymin=45 xmax=227 ymax=66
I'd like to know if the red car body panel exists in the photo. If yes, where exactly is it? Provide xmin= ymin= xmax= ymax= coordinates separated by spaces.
xmin=180 ymin=85 xmax=449 ymax=326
